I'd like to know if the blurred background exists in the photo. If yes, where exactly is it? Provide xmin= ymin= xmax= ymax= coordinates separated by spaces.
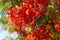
xmin=0 ymin=0 xmax=19 ymax=40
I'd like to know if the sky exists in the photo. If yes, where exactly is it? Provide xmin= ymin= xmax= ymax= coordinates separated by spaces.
xmin=0 ymin=12 xmax=18 ymax=40
xmin=0 ymin=23 xmax=18 ymax=40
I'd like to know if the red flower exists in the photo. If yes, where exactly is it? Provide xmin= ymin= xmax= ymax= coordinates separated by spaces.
xmin=25 ymin=34 xmax=35 ymax=40
xmin=55 ymin=23 xmax=60 ymax=30
xmin=55 ymin=21 xmax=60 ymax=33
xmin=22 ymin=0 xmax=31 ymax=3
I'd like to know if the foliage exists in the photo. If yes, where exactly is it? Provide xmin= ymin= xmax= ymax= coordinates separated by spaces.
xmin=0 ymin=0 xmax=60 ymax=40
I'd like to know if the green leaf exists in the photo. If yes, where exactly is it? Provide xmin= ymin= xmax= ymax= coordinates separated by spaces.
xmin=16 ymin=36 xmax=25 ymax=40
xmin=50 ymin=32 xmax=60 ymax=39
xmin=36 ymin=17 xmax=43 ymax=26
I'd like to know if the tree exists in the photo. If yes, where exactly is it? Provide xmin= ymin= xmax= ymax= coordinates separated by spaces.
xmin=0 ymin=0 xmax=60 ymax=40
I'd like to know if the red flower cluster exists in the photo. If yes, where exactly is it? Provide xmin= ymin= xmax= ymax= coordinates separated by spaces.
xmin=7 ymin=5 xmax=40 ymax=29
xmin=22 ymin=0 xmax=50 ymax=5
xmin=55 ymin=21 xmax=60 ymax=33
xmin=7 ymin=0 xmax=49 ymax=29
xmin=6 ymin=0 xmax=60 ymax=40
xmin=34 ymin=0 xmax=50 ymax=5
xmin=32 ymin=24 xmax=51 ymax=40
